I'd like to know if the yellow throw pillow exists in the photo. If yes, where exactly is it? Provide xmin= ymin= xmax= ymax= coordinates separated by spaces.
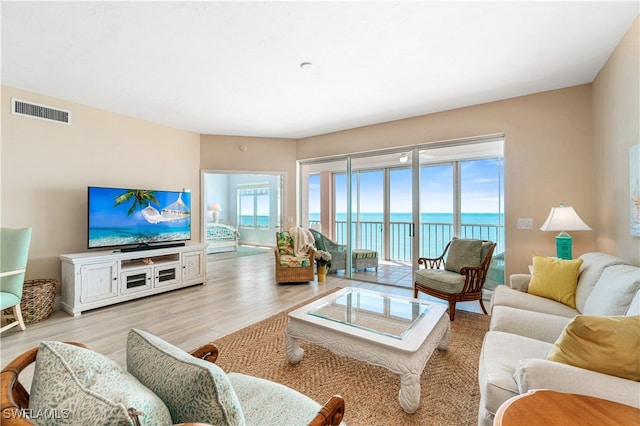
xmin=528 ymin=255 xmax=583 ymax=308
xmin=548 ymin=315 xmax=640 ymax=381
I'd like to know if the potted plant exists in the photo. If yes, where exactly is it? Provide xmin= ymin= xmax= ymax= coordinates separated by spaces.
xmin=315 ymin=250 xmax=332 ymax=282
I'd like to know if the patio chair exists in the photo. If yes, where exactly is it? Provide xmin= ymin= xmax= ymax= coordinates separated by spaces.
xmin=414 ymin=238 xmax=496 ymax=320
xmin=0 ymin=227 xmax=32 ymax=334
xmin=274 ymin=231 xmax=316 ymax=283
xmin=309 ymin=229 xmax=347 ymax=274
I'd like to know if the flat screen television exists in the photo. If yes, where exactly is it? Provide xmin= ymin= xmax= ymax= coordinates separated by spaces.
xmin=88 ymin=186 xmax=191 ymax=250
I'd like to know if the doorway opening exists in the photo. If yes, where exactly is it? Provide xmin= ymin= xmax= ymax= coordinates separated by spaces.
xmin=202 ymin=170 xmax=284 ymax=257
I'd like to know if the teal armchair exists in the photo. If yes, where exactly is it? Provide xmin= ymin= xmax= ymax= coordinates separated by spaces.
xmin=0 ymin=227 xmax=32 ymax=333
xmin=309 ymin=229 xmax=346 ymax=274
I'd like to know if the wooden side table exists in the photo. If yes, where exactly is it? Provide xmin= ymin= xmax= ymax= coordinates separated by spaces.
xmin=494 ymin=390 xmax=640 ymax=426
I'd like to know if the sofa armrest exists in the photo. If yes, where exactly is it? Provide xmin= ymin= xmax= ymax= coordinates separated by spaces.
xmin=509 ymin=274 xmax=531 ymax=292
xmin=490 ymin=306 xmax=571 ymax=343
xmin=514 ymin=358 xmax=640 ymax=409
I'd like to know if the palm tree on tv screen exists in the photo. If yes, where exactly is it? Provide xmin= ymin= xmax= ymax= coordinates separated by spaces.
xmin=113 ymin=190 xmax=159 ymax=216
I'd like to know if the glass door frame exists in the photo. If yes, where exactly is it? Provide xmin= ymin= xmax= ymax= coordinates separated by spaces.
xmin=298 ymin=134 xmax=504 ymax=287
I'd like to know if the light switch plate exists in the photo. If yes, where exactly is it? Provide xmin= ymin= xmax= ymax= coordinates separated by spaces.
xmin=517 ymin=218 xmax=534 ymax=230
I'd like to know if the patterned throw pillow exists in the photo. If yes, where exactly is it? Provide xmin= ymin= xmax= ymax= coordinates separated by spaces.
xmin=126 ymin=329 xmax=246 ymax=426
xmin=277 ymin=232 xmax=295 ymax=256
xmin=29 ymin=341 xmax=172 ymax=426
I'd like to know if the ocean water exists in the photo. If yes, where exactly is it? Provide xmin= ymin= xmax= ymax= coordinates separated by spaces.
xmin=240 ymin=215 xmax=271 ymax=227
xmin=308 ymin=212 xmax=504 ymax=260
xmin=317 ymin=212 xmax=504 ymax=225
xmin=88 ymin=226 xmax=191 ymax=249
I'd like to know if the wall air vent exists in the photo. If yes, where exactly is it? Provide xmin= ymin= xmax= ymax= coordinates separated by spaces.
xmin=11 ymin=98 xmax=71 ymax=125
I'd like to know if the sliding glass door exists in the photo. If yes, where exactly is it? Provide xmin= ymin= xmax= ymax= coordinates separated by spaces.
xmin=419 ymin=163 xmax=454 ymax=259
xmin=299 ymin=137 xmax=504 ymax=289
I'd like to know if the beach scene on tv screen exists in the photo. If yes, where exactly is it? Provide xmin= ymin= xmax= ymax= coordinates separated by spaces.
xmin=89 ymin=188 xmax=191 ymax=248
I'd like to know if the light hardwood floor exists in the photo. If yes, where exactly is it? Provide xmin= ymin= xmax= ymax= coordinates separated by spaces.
xmin=0 ymin=249 xmax=487 ymax=389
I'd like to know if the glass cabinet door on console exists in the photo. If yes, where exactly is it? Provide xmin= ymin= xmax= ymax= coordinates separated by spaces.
xmin=154 ymin=262 xmax=181 ymax=288
xmin=120 ymin=267 xmax=152 ymax=295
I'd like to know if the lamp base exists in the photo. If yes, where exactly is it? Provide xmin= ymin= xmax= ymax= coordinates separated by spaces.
xmin=555 ymin=232 xmax=573 ymax=260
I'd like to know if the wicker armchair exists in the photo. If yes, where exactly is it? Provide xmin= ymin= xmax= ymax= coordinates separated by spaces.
xmin=309 ymin=229 xmax=346 ymax=274
xmin=1 ymin=342 xmax=345 ymax=426
xmin=274 ymin=231 xmax=316 ymax=283
xmin=414 ymin=238 xmax=496 ymax=321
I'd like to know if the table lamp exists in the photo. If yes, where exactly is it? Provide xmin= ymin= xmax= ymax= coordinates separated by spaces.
xmin=210 ymin=203 xmax=222 ymax=223
xmin=540 ymin=204 xmax=591 ymax=260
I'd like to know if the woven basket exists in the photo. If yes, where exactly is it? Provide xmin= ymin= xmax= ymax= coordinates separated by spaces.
xmin=3 ymin=279 xmax=58 ymax=325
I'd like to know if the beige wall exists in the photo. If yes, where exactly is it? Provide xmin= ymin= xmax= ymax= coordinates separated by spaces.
xmin=593 ymin=17 xmax=640 ymax=265
xmin=1 ymin=86 xmax=202 ymax=283
xmin=200 ymin=134 xmax=298 ymax=225
xmin=297 ymin=18 xmax=640 ymax=273
xmin=2 ymin=17 xmax=637 ymax=287
xmin=298 ymin=85 xmax=596 ymax=278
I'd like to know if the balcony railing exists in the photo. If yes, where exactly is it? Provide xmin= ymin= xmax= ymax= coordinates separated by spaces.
xmin=309 ymin=219 xmax=504 ymax=262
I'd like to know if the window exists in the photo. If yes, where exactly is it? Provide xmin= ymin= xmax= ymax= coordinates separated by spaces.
xmin=237 ymin=184 xmax=270 ymax=228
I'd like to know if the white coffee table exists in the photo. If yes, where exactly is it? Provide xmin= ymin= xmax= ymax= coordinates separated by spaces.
xmin=285 ymin=287 xmax=450 ymax=414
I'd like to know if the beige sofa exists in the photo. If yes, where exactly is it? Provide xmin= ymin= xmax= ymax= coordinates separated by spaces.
xmin=477 ymin=252 xmax=640 ymax=426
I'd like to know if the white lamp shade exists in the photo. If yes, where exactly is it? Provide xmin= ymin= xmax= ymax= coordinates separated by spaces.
xmin=209 ymin=203 xmax=222 ymax=212
xmin=540 ymin=205 xmax=591 ymax=232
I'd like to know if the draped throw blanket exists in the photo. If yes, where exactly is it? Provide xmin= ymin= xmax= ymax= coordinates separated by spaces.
xmin=288 ymin=227 xmax=314 ymax=257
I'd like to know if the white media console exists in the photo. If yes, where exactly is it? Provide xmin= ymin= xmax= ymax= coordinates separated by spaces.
xmin=59 ymin=242 xmax=207 ymax=316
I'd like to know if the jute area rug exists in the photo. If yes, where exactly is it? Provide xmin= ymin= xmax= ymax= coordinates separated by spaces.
xmin=214 ymin=289 xmax=490 ymax=426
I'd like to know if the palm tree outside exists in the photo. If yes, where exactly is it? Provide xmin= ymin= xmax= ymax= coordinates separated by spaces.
xmin=113 ymin=190 xmax=159 ymax=216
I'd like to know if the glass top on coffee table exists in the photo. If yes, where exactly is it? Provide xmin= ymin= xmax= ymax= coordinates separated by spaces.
xmin=308 ymin=288 xmax=431 ymax=340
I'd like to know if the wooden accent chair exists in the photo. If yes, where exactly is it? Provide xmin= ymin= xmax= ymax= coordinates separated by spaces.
xmin=274 ymin=231 xmax=316 ymax=283
xmin=414 ymin=238 xmax=496 ymax=321
xmin=1 ymin=341 xmax=345 ymax=426
xmin=0 ymin=227 xmax=32 ymax=334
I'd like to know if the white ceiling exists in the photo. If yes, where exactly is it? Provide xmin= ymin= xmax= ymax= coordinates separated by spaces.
xmin=2 ymin=1 xmax=638 ymax=139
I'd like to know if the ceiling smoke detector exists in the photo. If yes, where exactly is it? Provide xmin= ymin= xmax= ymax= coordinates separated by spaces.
xmin=300 ymin=62 xmax=314 ymax=71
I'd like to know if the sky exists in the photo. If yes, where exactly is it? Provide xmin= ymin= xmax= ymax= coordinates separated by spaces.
xmin=309 ymin=158 xmax=504 ymax=214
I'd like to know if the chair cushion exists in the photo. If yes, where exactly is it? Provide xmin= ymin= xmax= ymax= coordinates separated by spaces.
xmin=277 ymin=232 xmax=295 ymax=256
xmin=548 ymin=315 xmax=640 ymax=381
xmin=127 ymin=329 xmax=245 ymax=426
xmin=279 ymin=254 xmax=311 ymax=267
xmin=528 ymin=256 xmax=583 ymax=308
xmin=582 ymin=264 xmax=640 ymax=315
xmin=30 ymin=341 xmax=172 ymax=426
xmin=0 ymin=291 xmax=20 ymax=310
xmin=228 ymin=373 xmax=322 ymax=426
xmin=352 ymin=249 xmax=377 ymax=259
xmin=480 ymin=241 xmax=494 ymax=264
xmin=415 ymin=269 xmax=466 ymax=294
xmin=444 ymin=239 xmax=482 ymax=273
